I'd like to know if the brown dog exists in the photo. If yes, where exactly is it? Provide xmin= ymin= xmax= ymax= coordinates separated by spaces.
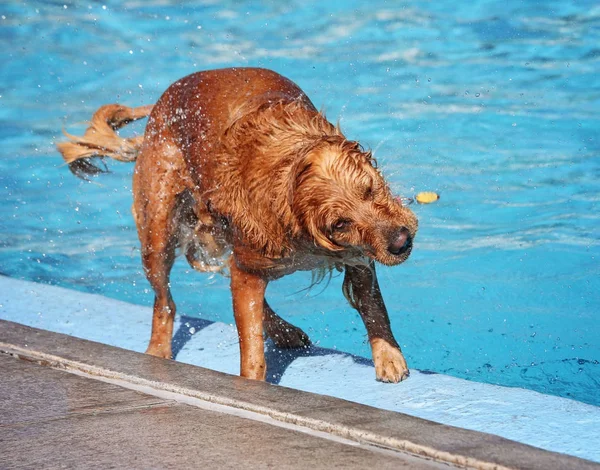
xmin=58 ymin=67 xmax=418 ymax=383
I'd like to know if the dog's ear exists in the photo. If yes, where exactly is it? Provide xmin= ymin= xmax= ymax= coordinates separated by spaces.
xmin=288 ymin=159 xmax=344 ymax=252
xmin=287 ymin=157 xmax=312 ymax=208
xmin=287 ymin=136 xmax=331 ymax=207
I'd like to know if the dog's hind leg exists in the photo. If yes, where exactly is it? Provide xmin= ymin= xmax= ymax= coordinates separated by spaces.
xmin=133 ymin=141 xmax=187 ymax=360
xmin=138 ymin=200 xmax=178 ymax=359
xmin=263 ymin=300 xmax=311 ymax=349
xmin=343 ymin=262 xmax=409 ymax=383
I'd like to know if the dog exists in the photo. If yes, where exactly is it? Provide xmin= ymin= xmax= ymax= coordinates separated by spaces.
xmin=58 ymin=67 xmax=418 ymax=383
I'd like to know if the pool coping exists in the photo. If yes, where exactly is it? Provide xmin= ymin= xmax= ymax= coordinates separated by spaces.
xmin=1 ymin=319 xmax=597 ymax=470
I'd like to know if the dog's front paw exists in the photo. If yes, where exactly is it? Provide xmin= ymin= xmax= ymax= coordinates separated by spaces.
xmin=371 ymin=338 xmax=409 ymax=383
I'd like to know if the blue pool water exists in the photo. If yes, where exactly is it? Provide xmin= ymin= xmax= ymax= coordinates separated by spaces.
xmin=1 ymin=1 xmax=599 ymax=407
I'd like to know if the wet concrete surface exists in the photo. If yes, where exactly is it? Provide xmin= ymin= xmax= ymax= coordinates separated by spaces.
xmin=0 ymin=354 xmax=445 ymax=469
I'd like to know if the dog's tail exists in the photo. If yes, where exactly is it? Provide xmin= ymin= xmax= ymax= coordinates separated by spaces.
xmin=57 ymin=103 xmax=154 ymax=179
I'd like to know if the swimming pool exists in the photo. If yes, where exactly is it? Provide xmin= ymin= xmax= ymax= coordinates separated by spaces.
xmin=1 ymin=0 xmax=598 ymax=407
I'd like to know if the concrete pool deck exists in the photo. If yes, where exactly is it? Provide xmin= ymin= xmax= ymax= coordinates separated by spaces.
xmin=0 ymin=337 xmax=443 ymax=469
xmin=1 ymin=320 xmax=598 ymax=470
xmin=1 ymin=275 xmax=599 ymax=466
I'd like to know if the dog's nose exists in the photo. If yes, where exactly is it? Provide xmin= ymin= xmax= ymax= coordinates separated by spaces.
xmin=388 ymin=227 xmax=412 ymax=256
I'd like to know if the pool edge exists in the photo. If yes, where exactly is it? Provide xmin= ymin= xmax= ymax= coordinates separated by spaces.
xmin=1 ymin=319 xmax=598 ymax=470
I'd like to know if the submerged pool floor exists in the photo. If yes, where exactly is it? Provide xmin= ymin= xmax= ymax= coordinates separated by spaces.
xmin=0 ymin=1 xmax=599 ymax=406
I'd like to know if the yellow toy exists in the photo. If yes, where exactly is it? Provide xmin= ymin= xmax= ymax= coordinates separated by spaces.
xmin=415 ymin=191 xmax=440 ymax=204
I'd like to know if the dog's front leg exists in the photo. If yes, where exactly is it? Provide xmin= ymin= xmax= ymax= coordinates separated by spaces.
xmin=230 ymin=259 xmax=268 ymax=380
xmin=343 ymin=263 xmax=409 ymax=383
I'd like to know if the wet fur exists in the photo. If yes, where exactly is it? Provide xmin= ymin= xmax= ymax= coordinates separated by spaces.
xmin=57 ymin=67 xmax=418 ymax=383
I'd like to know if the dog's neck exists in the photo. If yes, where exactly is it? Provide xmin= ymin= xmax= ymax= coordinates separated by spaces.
xmin=231 ymin=237 xmax=369 ymax=281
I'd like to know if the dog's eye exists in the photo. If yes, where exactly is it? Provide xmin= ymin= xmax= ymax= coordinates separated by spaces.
xmin=364 ymin=185 xmax=373 ymax=200
xmin=332 ymin=219 xmax=351 ymax=231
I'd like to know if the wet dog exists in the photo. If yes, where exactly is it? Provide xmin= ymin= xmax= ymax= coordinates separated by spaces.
xmin=58 ymin=67 xmax=418 ymax=382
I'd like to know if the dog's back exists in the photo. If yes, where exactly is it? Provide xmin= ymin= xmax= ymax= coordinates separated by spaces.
xmin=146 ymin=67 xmax=315 ymax=190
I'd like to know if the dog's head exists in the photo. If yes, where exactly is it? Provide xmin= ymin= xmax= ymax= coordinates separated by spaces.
xmin=291 ymin=137 xmax=418 ymax=266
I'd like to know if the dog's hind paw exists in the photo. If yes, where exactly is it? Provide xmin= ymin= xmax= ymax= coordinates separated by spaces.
xmin=371 ymin=338 xmax=409 ymax=383
xmin=265 ymin=319 xmax=311 ymax=349
xmin=145 ymin=343 xmax=173 ymax=359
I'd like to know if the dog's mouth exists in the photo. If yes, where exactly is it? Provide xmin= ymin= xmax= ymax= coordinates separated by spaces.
xmin=361 ymin=239 xmax=413 ymax=267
